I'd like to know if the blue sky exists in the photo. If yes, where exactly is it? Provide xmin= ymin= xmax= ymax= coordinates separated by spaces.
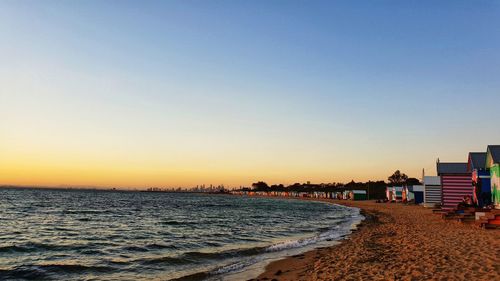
xmin=1 ymin=1 xmax=499 ymax=187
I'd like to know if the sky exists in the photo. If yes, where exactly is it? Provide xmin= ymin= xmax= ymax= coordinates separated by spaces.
xmin=1 ymin=0 xmax=499 ymax=188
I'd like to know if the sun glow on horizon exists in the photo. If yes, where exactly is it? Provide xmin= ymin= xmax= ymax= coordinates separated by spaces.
xmin=1 ymin=1 xmax=500 ymax=188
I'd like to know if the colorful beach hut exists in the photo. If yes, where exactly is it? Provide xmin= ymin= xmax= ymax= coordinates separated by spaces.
xmin=408 ymin=185 xmax=424 ymax=204
xmin=386 ymin=186 xmax=402 ymax=202
xmin=352 ymin=190 xmax=367 ymax=200
xmin=486 ymin=145 xmax=500 ymax=209
xmin=402 ymin=186 xmax=409 ymax=202
xmin=423 ymin=176 xmax=441 ymax=208
xmin=393 ymin=186 xmax=403 ymax=201
xmin=386 ymin=187 xmax=393 ymax=201
xmin=467 ymin=152 xmax=491 ymax=208
xmin=437 ymin=162 xmax=472 ymax=210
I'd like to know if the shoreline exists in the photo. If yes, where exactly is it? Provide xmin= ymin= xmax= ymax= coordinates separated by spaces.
xmin=248 ymin=198 xmax=499 ymax=281
xmin=218 ymin=196 xmax=364 ymax=281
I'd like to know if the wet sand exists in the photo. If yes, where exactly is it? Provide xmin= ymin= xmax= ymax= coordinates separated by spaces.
xmin=254 ymin=200 xmax=500 ymax=281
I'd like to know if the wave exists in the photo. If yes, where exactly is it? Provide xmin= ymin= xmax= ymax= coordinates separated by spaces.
xmin=211 ymin=257 xmax=258 ymax=275
xmin=158 ymin=220 xmax=201 ymax=226
xmin=184 ymin=247 xmax=263 ymax=260
xmin=0 ymin=266 xmax=52 ymax=280
xmin=0 ymin=242 xmax=87 ymax=253
xmin=0 ymin=244 xmax=32 ymax=253
xmin=0 ymin=263 xmax=114 ymax=280
xmin=265 ymin=229 xmax=346 ymax=252
xmin=171 ymin=210 xmax=364 ymax=281
xmin=62 ymin=209 xmax=108 ymax=215
xmin=140 ymin=255 xmax=193 ymax=266
xmin=170 ymin=258 xmax=260 ymax=281
xmin=137 ymin=247 xmax=263 ymax=267
xmin=168 ymin=271 xmax=210 ymax=281
xmin=37 ymin=263 xmax=113 ymax=273
xmin=0 ymin=240 xmax=177 ymax=256
xmin=123 ymin=245 xmax=150 ymax=252
xmin=145 ymin=243 xmax=176 ymax=250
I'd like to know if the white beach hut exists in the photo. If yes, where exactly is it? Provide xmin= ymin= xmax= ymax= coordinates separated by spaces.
xmin=423 ymin=176 xmax=442 ymax=208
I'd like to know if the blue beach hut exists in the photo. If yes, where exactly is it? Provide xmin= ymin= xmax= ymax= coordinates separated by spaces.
xmin=408 ymin=185 xmax=424 ymax=204
xmin=467 ymin=152 xmax=491 ymax=208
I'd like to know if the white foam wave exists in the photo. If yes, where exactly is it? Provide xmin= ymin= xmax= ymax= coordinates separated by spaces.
xmin=265 ymin=213 xmax=363 ymax=253
xmin=211 ymin=258 xmax=258 ymax=275
xmin=210 ymin=205 xmax=364 ymax=280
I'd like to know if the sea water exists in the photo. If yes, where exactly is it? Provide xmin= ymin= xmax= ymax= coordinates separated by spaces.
xmin=0 ymin=188 xmax=362 ymax=280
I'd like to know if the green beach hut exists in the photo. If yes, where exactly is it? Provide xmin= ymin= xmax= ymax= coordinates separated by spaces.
xmin=486 ymin=145 xmax=500 ymax=209
xmin=352 ymin=190 xmax=367 ymax=200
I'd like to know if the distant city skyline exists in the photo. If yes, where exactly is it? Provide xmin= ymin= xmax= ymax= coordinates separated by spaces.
xmin=1 ymin=1 xmax=500 ymax=188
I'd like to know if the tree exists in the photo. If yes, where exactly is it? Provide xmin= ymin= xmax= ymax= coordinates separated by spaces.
xmin=270 ymin=184 xmax=285 ymax=191
xmin=367 ymin=180 xmax=387 ymax=199
xmin=345 ymin=180 xmax=357 ymax=189
xmin=405 ymin=177 xmax=421 ymax=186
xmin=251 ymin=181 xmax=269 ymax=191
xmin=388 ymin=170 xmax=408 ymax=186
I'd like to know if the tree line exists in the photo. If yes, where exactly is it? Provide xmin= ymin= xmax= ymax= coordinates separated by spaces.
xmin=247 ymin=170 xmax=421 ymax=200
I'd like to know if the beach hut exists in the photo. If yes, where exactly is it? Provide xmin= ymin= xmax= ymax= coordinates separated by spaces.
xmin=394 ymin=186 xmax=403 ymax=201
xmin=386 ymin=186 xmax=403 ymax=201
xmin=437 ymin=162 xmax=472 ymax=210
xmin=467 ymin=152 xmax=491 ymax=208
xmin=423 ymin=176 xmax=442 ymax=208
xmin=408 ymin=185 xmax=424 ymax=204
xmin=334 ymin=191 xmax=342 ymax=200
xmin=352 ymin=190 xmax=367 ymax=200
xmin=342 ymin=190 xmax=351 ymax=200
xmin=386 ymin=187 xmax=393 ymax=201
xmin=486 ymin=145 xmax=500 ymax=209
xmin=402 ymin=186 xmax=409 ymax=202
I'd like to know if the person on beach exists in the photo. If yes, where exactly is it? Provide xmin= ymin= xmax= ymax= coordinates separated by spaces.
xmin=458 ymin=195 xmax=473 ymax=209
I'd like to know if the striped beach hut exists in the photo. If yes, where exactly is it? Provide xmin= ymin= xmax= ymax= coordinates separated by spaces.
xmin=467 ymin=152 xmax=491 ymax=208
xmin=486 ymin=145 xmax=500 ymax=209
xmin=423 ymin=176 xmax=441 ymax=208
xmin=437 ymin=162 xmax=472 ymax=210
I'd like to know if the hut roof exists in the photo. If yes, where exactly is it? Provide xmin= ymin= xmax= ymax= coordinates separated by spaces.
xmin=437 ymin=162 xmax=468 ymax=175
xmin=467 ymin=152 xmax=487 ymax=171
xmin=424 ymin=176 xmax=441 ymax=186
xmin=353 ymin=190 xmax=367 ymax=194
xmin=409 ymin=185 xmax=425 ymax=192
xmin=487 ymin=145 xmax=500 ymax=164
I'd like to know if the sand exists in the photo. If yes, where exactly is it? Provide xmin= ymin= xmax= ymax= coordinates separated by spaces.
xmin=253 ymin=200 xmax=500 ymax=281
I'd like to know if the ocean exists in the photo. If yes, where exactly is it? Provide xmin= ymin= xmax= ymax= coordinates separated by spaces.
xmin=0 ymin=188 xmax=362 ymax=280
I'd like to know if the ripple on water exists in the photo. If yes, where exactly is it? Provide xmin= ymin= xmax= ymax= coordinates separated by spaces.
xmin=0 ymin=189 xmax=362 ymax=281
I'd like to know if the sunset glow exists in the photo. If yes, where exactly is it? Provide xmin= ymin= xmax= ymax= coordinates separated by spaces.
xmin=1 ymin=1 xmax=500 ymax=188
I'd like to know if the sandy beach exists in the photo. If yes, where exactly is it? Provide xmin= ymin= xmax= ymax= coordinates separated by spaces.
xmin=254 ymin=200 xmax=500 ymax=281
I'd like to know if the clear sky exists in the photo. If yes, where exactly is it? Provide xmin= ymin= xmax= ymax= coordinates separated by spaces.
xmin=1 ymin=1 xmax=499 ymax=188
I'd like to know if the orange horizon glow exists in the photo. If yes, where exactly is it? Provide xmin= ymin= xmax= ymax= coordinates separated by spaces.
xmin=0 ymin=117 xmax=489 ymax=189
xmin=0 ymin=145 xmax=447 ymax=189
xmin=2 ymin=2 xmax=499 ymax=189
